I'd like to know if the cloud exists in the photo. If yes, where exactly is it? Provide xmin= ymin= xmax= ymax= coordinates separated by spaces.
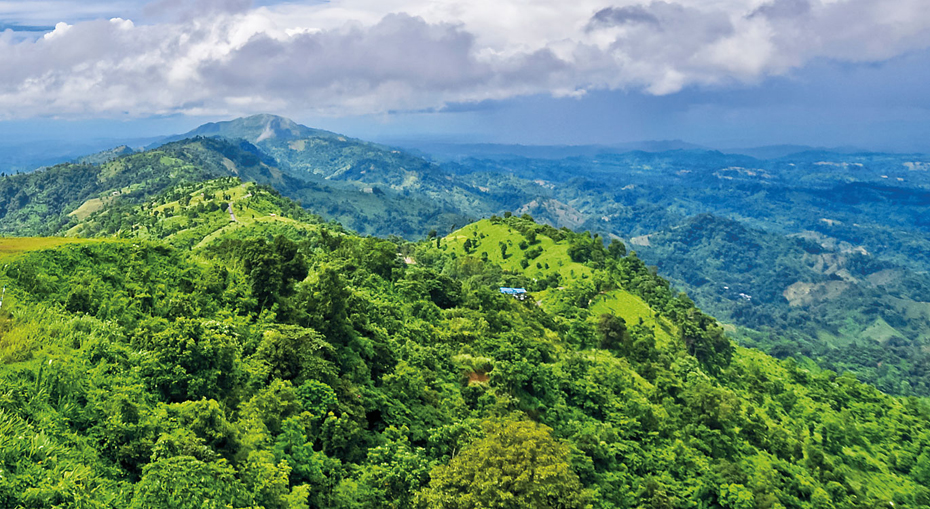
xmin=143 ymin=0 xmax=253 ymax=21
xmin=0 ymin=0 xmax=927 ymax=119
xmin=749 ymin=0 xmax=812 ymax=20
xmin=587 ymin=6 xmax=660 ymax=30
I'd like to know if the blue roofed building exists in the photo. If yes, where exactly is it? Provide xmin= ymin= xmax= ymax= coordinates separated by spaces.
xmin=499 ymin=287 xmax=528 ymax=301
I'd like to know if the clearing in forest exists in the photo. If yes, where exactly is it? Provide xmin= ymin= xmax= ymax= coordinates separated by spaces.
xmin=0 ymin=237 xmax=104 ymax=263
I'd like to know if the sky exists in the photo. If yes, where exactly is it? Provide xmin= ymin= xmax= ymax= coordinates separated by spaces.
xmin=0 ymin=0 xmax=929 ymax=151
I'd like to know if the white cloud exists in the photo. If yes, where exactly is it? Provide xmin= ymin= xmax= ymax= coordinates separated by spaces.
xmin=0 ymin=0 xmax=928 ymax=118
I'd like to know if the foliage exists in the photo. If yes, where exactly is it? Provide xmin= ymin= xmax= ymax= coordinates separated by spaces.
xmin=418 ymin=419 xmax=593 ymax=509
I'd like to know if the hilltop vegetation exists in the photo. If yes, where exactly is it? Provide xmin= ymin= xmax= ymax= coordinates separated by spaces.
xmin=67 ymin=177 xmax=323 ymax=249
xmin=0 ymin=134 xmax=478 ymax=239
xmin=0 ymin=211 xmax=928 ymax=507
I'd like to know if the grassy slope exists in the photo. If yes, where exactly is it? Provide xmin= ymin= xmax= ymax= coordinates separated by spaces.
xmin=0 ymin=237 xmax=129 ymax=363
xmin=67 ymin=179 xmax=318 ymax=249
xmin=0 ymin=237 xmax=104 ymax=263
xmin=442 ymin=218 xmax=676 ymax=342
xmin=443 ymin=219 xmax=592 ymax=279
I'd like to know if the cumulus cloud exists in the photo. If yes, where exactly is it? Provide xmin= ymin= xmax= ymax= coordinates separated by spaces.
xmin=0 ymin=0 xmax=928 ymax=118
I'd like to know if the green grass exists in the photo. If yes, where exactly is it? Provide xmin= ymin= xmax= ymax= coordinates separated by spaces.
xmin=442 ymin=219 xmax=677 ymax=344
xmin=0 ymin=237 xmax=104 ymax=263
xmin=71 ymin=179 xmax=320 ymax=249
xmin=442 ymin=219 xmax=592 ymax=281
xmin=590 ymin=290 xmax=676 ymax=344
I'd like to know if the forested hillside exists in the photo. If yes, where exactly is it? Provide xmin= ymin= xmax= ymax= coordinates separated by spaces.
xmin=0 ymin=211 xmax=928 ymax=507
xmin=633 ymin=214 xmax=930 ymax=396
xmin=0 ymin=135 xmax=477 ymax=239
xmin=444 ymin=148 xmax=930 ymax=397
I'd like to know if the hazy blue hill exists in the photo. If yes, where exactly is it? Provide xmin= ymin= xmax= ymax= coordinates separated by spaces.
xmin=634 ymin=213 xmax=930 ymax=395
xmin=384 ymin=139 xmax=709 ymax=161
xmin=75 ymin=145 xmax=137 ymax=165
xmin=159 ymin=113 xmax=342 ymax=145
xmin=0 ymin=139 xmax=140 ymax=175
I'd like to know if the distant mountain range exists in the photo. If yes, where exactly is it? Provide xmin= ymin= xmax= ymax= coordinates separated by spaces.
xmin=0 ymin=116 xmax=892 ymax=175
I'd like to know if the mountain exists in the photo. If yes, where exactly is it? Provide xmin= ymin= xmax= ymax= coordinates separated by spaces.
xmin=160 ymin=113 xmax=340 ymax=146
xmin=381 ymin=139 xmax=709 ymax=161
xmin=721 ymin=144 xmax=871 ymax=159
xmin=74 ymin=145 xmax=137 ymax=165
xmin=0 ymin=134 xmax=482 ymax=239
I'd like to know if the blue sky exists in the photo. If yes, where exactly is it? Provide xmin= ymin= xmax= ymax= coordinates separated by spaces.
xmin=1 ymin=0 xmax=929 ymax=151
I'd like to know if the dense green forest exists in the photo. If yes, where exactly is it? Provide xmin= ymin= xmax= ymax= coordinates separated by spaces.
xmin=0 ymin=206 xmax=929 ymax=507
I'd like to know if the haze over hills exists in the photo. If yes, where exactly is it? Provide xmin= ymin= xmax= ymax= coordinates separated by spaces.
xmin=0 ymin=112 xmax=901 ymax=176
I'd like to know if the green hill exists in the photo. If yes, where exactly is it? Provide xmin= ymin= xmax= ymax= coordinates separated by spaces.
xmin=439 ymin=216 xmax=676 ymax=344
xmin=165 ymin=114 xmax=504 ymax=224
xmin=0 ymin=211 xmax=927 ymax=507
xmin=65 ymin=177 xmax=323 ymax=249
xmin=0 ymin=135 xmax=478 ymax=239
xmin=3 ymin=114 xmax=930 ymax=405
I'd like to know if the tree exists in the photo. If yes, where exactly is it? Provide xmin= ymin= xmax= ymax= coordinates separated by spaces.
xmin=597 ymin=313 xmax=629 ymax=352
xmin=526 ymin=229 xmax=538 ymax=245
xmin=239 ymin=236 xmax=307 ymax=310
xmin=130 ymin=456 xmax=252 ymax=509
xmin=608 ymin=239 xmax=626 ymax=258
xmin=419 ymin=419 xmax=593 ymax=509
xmin=252 ymin=325 xmax=335 ymax=384
xmin=297 ymin=264 xmax=351 ymax=339
xmin=134 ymin=318 xmax=241 ymax=402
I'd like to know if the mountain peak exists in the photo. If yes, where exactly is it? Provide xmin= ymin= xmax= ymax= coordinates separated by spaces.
xmin=171 ymin=114 xmax=339 ymax=145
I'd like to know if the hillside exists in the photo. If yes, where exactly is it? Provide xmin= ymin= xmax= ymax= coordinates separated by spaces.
xmin=0 ymin=211 xmax=928 ymax=507
xmin=632 ymin=213 xmax=930 ymax=396
xmin=447 ymin=147 xmax=930 ymax=397
xmin=167 ymin=114 xmax=506 ymax=222
xmin=65 ymin=177 xmax=324 ymax=249
xmin=0 ymin=135 xmax=478 ymax=239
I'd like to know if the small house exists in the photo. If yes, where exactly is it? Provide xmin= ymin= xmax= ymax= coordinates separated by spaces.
xmin=499 ymin=287 xmax=528 ymax=301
